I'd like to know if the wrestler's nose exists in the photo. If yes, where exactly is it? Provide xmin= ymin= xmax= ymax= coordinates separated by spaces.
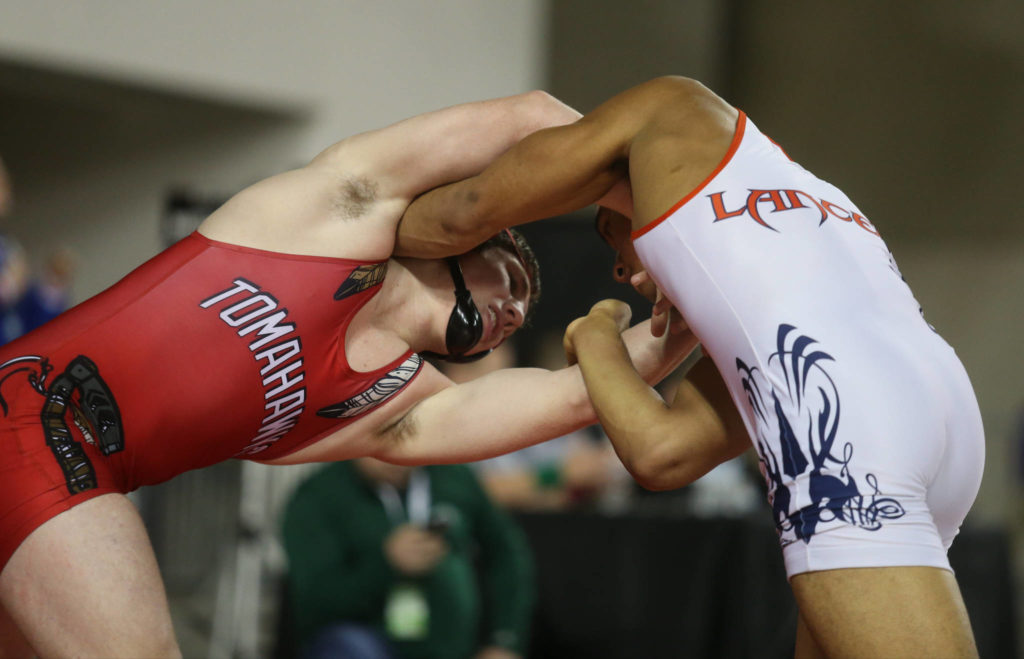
xmin=501 ymin=298 xmax=525 ymax=333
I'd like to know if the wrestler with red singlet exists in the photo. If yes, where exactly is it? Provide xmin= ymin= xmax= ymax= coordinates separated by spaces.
xmin=0 ymin=94 xmax=692 ymax=658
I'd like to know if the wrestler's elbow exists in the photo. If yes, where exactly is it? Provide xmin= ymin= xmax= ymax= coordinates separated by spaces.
xmin=622 ymin=437 xmax=698 ymax=492
xmin=614 ymin=413 xmax=717 ymax=491
xmin=398 ymin=193 xmax=490 ymax=258
xmin=514 ymin=89 xmax=582 ymax=135
xmin=431 ymin=185 xmax=520 ymax=256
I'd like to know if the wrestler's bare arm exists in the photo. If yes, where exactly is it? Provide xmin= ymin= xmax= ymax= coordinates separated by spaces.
xmin=199 ymin=91 xmax=580 ymax=260
xmin=564 ymin=300 xmax=748 ymax=491
xmin=369 ymin=318 xmax=698 ymax=465
xmin=311 ymin=91 xmax=581 ymax=205
xmin=253 ymin=318 xmax=693 ymax=467
xmin=394 ymin=76 xmax=736 ymax=259
xmin=393 ymin=97 xmax=638 ymax=258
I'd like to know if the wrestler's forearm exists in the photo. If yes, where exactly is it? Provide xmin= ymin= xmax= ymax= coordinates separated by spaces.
xmin=619 ymin=319 xmax=698 ymax=386
xmin=394 ymin=119 xmax=626 ymax=259
xmin=575 ymin=323 xmax=745 ymax=490
xmin=377 ymin=365 xmax=595 ymax=465
xmin=392 ymin=183 xmax=484 ymax=259
xmin=376 ymin=322 xmax=691 ymax=465
xmin=573 ymin=319 xmax=673 ymax=452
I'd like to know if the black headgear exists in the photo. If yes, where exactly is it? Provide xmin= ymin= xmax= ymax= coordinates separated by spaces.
xmin=423 ymin=229 xmax=528 ymax=364
xmin=422 ymin=256 xmax=492 ymax=363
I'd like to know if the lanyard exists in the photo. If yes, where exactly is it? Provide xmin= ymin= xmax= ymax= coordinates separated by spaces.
xmin=377 ymin=469 xmax=431 ymax=526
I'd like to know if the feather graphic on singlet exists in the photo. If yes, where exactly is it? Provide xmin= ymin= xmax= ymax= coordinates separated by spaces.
xmin=317 ymin=353 xmax=422 ymax=419
xmin=739 ymin=324 xmax=905 ymax=545
xmin=773 ymin=392 xmax=807 ymax=477
xmin=738 ymin=357 xmax=794 ymax=537
xmin=334 ymin=263 xmax=388 ymax=301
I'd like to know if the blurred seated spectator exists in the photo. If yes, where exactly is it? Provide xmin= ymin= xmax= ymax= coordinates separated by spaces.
xmin=14 ymin=246 xmax=77 ymax=334
xmin=685 ymin=456 xmax=763 ymax=518
xmin=0 ymin=156 xmax=29 ymax=344
xmin=472 ymin=426 xmax=630 ymax=512
xmin=0 ymin=155 xmax=11 ymax=218
xmin=280 ymin=458 xmax=534 ymax=659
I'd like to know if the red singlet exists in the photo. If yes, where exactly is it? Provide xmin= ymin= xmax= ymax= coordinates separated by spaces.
xmin=0 ymin=232 xmax=423 ymax=569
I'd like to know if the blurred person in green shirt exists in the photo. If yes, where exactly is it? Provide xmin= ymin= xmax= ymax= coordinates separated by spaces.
xmin=281 ymin=458 xmax=534 ymax=659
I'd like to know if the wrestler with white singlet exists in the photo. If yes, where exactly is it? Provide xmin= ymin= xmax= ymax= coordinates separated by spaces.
xmin=395 ymin=76 xmax=985 ymax=658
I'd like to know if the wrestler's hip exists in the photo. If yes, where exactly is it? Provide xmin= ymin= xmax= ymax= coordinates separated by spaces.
xmin=0 ymin=417 xmax=125 ymax=575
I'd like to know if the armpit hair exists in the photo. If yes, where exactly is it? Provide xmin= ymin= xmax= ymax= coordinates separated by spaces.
xmin=376 ymin=409 xmax=418 ymax=451
xmin=332 ymin=176 xmax=379 ymax=220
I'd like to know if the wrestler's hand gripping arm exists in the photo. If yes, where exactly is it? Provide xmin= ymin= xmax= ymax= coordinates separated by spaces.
xmin=372 ymin=318 xmax=698 ymax=465
xmin=564 ymin=300 xmax=749 ymax=491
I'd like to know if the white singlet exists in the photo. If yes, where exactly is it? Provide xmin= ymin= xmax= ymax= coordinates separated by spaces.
xmin=633 ymin=111 xmax=985 ymax=577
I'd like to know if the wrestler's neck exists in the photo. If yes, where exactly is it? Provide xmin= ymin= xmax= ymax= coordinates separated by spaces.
xmin=364 ymin=257 xmax=450 ymax=353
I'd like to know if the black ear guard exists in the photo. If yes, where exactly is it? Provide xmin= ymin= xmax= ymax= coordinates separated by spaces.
xmin=422 ymin=257 xmax=493 ymax=364
xmin=444 ymin=256 xmax=486 ymax=357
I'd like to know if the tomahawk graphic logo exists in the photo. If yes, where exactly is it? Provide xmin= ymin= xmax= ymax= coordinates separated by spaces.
xmin=0 ymin=354 xmax=124 ymax=494
xmin=736 ymin=325 xmax=905 ymax=546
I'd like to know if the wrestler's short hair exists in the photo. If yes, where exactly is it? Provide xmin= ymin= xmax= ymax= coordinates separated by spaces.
xmin=472 ymin=228 xmax=541 ymax=327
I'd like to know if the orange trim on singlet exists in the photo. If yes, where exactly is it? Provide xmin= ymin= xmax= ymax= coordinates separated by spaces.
xmin=631 ymin=110 xmax=748 ymax=241
xmin=765 ymin=133 xmax=794 ymax=162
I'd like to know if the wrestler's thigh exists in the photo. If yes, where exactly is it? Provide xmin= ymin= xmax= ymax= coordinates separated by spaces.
xmin=0 ymin=601 xmax=34 ymax=659
xmin=0 ymin=493 xmax=181 ymax=659
xmin=794 ymin=612 xmax=825 ymax=659
xmin=790 ymin=566 xmax=977 ymax=659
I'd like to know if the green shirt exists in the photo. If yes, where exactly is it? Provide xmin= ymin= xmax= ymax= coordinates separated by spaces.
xmin=281 ymin=462 xmax=534 ymax=659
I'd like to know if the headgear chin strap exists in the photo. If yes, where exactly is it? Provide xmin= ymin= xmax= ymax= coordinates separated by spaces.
xmin=422 ymin=230 xmax=525 ymax=364
xmin=422 ymin=256 xmax=493 ymax=364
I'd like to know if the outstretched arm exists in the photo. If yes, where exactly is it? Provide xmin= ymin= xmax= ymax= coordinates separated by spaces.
xmin=394 ymin=75 xmax=734 ymax=259
xmin=564 ymin=300 xmax=749 ymax=491
xmin=373 ymin=318 xmax=698 ymax=465
xmin=200 ymin=90 xmax=581 ymax=260
xmin=393 ymin=93 xmax=640 ymax=258
xmin=308 ymin=90 xmax=582 ymax=204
